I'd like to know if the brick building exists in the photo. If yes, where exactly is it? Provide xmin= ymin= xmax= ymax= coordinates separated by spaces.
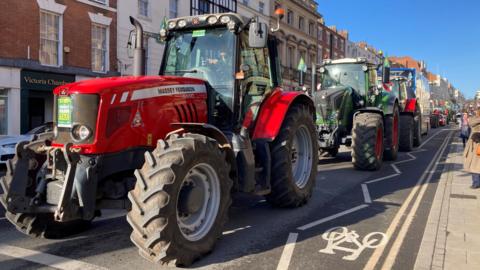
xmin=0 ymin=0 xmax=118 ymax=135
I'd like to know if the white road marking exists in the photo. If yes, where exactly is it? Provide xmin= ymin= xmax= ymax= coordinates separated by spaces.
xmin=0 ymin=244 xmax=107 ymax=270
xmin=361 ymin=184 xmax=372 ymax=203
xmin=222 ymin=225 xmax=252 ymax=235
xmin=391 ymin=164 xmax=401 ymax=174
xmin=363 ymin=131 xmax=451 ymax=270
xmin=419 ymin=128 xmax=449 ymax=148
xmin=297 ymin=204 xmax=369 ymax=231
xmin=380 ymin=132 xmax=452 ymax=270
xmin=320 ymin=226 xmax=388 ymax=261
xmin=276 ymin=233 xmax=298 ymax=270
xmin=364 ymin=174 xmax=399 ymax=184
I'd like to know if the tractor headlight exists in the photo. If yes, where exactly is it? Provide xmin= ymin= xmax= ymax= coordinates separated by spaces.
xmin=207 ymin=16 xmax=218 ymax=25
xmin=220 ymin=16 xmax=231 ymax=24
xmin=71 ymin=125 xmax=92 ymax=141
xmin=177 ymin=19 xmax=187 ymax=28
xmin=168 ymin=21 xmax=176 ymax=30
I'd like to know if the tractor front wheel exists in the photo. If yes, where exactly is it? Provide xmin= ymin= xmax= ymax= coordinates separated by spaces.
xmin=267 ymin=105 xmax=317 ymax=208
xmin=127 ymin=133 xmax=232 ymax=266
xmin=352 ymin=113 xmax=384 ymax=171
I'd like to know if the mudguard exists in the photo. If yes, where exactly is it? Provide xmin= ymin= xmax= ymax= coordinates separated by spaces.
xmin=403 ymin=98 xmax=417 ymax=113
xmin=252 ymin=89 xmax=315 ymax=141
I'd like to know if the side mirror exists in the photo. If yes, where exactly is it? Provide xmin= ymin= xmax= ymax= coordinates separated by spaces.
xmin=382 ymin=66 xmax=390 ymax=84
xmin=249 ymin=22 xmax=268 ymax=48
xmin=127 ymin=30 xmax=135 ymax=58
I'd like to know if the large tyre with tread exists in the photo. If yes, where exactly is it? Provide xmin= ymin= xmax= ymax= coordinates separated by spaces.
xmin=266 ymin=105 xmax=317 ymax=207
xmin=351 ymin=113 xmax=384 ymax=171
xmin=0 ymin=158 xmax=91 ymax=239
xmin=413 ymin=115 xmax=423 ymax=147
xmin=384 ymin=106 xmax=399 ymax=161
xmin=127 ymin=133 xmax=232 ymax=266
xmin=399 ymin=114 xmax=414 ymax=152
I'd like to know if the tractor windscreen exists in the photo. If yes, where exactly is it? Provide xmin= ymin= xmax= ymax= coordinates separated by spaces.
xmin=321 ymin=64 xmax=366 ymax=94
xmin=162 ymin=28 xmax=235 ymax=109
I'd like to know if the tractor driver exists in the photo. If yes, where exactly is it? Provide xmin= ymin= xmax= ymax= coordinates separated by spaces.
xmin=206 ymin=42 xmax=234 ymax=86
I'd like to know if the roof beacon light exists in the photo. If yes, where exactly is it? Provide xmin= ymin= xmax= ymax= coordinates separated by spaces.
xmin=207 ymin=16 xmax=218 ymax=25
xmin=168 ymin=21 xmax=176 ymax=29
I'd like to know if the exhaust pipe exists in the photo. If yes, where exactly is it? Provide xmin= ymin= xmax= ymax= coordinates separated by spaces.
xmin=130 ymin=16 xmax=145 ymax=76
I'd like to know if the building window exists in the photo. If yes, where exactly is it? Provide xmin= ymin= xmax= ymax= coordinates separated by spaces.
xmin=39 ymin=11 xmax=61 ymax=66
xmin=287 ymin=10 xmax=293 ymax=25
xmin=326 ymin=32 xmax=331 ymax=45
xmin=308 ymin=21 xmax=314 ymax=36
xmin=90 ymin=0 xmax=107 ymax=5
xmin=334 ymin=36 xmax=338 ymax=48
xmin=317 ymin=27 xmax=322 ymax=41
xmin=138 ymin=0 xmax=149 ymax=17
xmin=298 ymin=17 xmax=304 ymax=31
xmin=243 ymin=0 xmax=250 ymax=6
xmin=0 ymin=89 xmax=7 ymax=135
xmin=170 ymin=0 xmax=178 ymax=18
xmin=317 ymin=46 xmax=323 ymax=63
xmin=258 ymin=1 xmax=264 ymax=14
xmin=287 ymin=46 xmax=294 ymax=68
xmin=91 ymin=24 xmax=108 ymax=72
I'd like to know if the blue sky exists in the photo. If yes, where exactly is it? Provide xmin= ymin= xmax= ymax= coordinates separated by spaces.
xmin=317 ymin=0 xmax=480 ymax=98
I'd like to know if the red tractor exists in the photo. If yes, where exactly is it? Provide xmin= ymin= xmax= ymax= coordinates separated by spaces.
xmin=1 ymin=11 xmax=318 ymax=266
xmin=389 ymin=77 xmax=427 ymax=151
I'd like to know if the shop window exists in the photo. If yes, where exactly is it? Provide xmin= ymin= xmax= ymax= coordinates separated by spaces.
xmin=40 ymin=11 xmax=61 ymax=66
xmin=0 ymin=89 xmax=7 ymax=135
xmin=91 ymin=24 xmax=109 ymax=72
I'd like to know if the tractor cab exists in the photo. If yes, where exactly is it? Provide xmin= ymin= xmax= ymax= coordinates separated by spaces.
xmin=158 ymin=13 xmax=281 ymax=131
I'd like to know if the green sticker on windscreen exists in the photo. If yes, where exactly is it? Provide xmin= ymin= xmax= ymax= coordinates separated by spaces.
xmin=57 ymin=97 xmax=72 ymax=128
xmin=192 ymin=30 xmax=206 ymax=37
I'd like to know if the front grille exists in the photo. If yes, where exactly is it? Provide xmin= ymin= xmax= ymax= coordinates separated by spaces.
xmin=54 ymin=94 xmax=99 ymax=145
xmin=1 ymin=154 xmax=14 ymax=161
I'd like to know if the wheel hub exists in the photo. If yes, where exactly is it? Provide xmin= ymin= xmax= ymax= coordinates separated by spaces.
xmin=178 ymin=182 xmax=205 ymax=215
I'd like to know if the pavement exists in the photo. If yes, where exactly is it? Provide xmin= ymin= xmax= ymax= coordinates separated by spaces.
xmin=0 ymin=126 xmax=477 ymax=270
xmin=415 ymin=136 xmax=480 ymax=270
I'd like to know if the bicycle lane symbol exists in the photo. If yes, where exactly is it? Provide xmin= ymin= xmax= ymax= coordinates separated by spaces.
xmin=319 ymin=226 xmax=388 ymax=261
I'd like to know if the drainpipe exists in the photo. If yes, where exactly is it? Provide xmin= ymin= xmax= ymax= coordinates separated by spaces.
xmin=130 ymin=16 xmax=145 ymax=76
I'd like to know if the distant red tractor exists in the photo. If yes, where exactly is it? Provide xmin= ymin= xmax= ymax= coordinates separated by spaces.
xmin=388 ymin=77 xmax=426 ymax=151
xmin=1 ymin=11 xmax=318 ymax=266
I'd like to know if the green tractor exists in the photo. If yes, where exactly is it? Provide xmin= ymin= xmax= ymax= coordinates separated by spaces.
xmin=313 ymin=58 xmax=400 ymax=170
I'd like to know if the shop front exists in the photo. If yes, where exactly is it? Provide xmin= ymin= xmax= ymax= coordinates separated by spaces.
xmin=20 ymin=70 xmax=75 ymax=133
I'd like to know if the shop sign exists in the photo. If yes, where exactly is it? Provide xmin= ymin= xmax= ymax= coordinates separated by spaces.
xmin=21 ymin=70 xmax=75 ymax=91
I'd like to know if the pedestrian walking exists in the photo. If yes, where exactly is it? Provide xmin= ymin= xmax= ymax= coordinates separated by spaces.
xmin=464 ymin=112 xmax=480 ymax=189
xmin=460 ymin=113 xmax=470 ymax=147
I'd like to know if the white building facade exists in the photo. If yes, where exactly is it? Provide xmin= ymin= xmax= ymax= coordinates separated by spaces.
xmin=117 ymin=0 xmax=190 ymax=76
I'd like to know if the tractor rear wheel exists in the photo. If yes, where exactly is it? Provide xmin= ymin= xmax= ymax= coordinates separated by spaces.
xmin=399 ymin=115 xmax=414 ymax=152
xmin=127 ymin=133 xmax=232 ymax=266
xmin=413 ymin=115 xmax=423 ymax=147
xmin=352 ymin=113 xmax=384 ymax=171
xmin=267 ymin=105 xmax=317 ymax=208
xmin=384 ymin=106 xmax=400 ymax=161
xmin=0 ymin=158 xmax=91 ymax=239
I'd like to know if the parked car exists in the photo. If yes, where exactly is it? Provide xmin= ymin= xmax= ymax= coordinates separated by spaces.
xmin=0 ymin=122 xmax=53 ymax=165
xmin=439 ymin=115 xmax=447 ymax=126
